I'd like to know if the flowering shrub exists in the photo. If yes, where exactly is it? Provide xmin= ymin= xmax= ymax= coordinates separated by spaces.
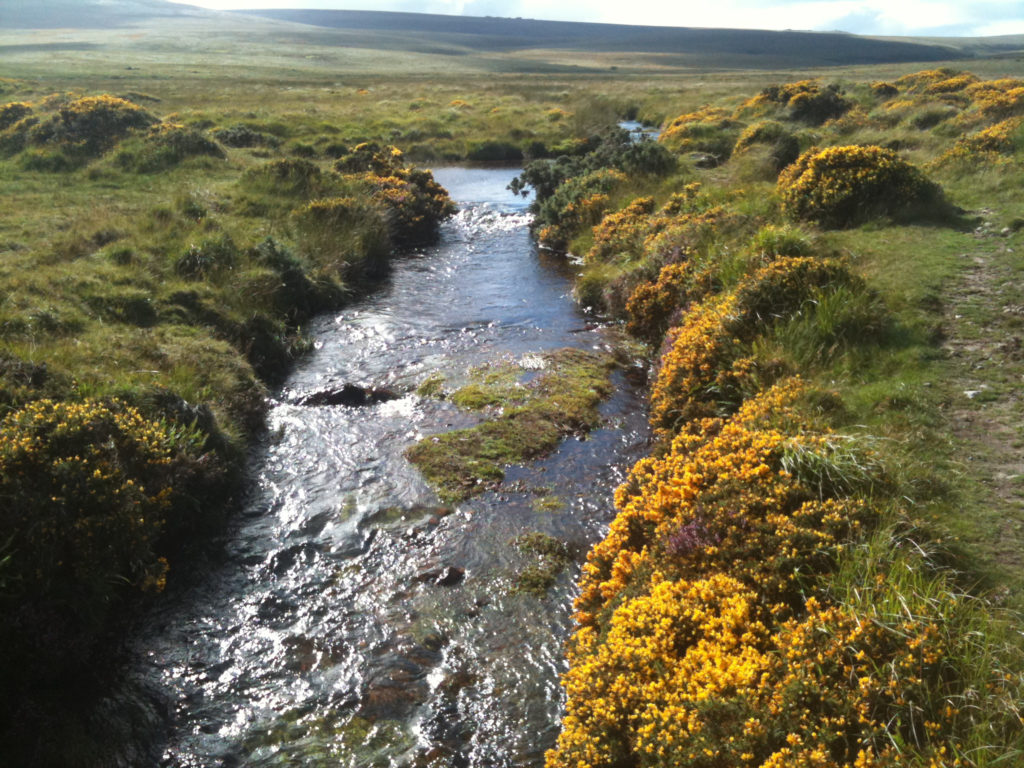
xmin=870 ymin=81 xmax=899 ymax=99
xmin=735 ymin=81 xmax=852 ymax=126
xmin=648 ymin=291 xmax=752 ymax=430
xmin=925 ymin=73 xmax=980 ymax=94
xmin=660 ymin=106 xmax=740 ymax=162
xmin=360 ymin=166 xmax=456 ymax=245
xmin=547 ymin=367 xmax=1024 ymax=768
xmin=894 ymin=68 xmax=963 ymax=92
xmin=116 ymin=122 xmax=225 ymax=173
xmin=648 ymin=257 xmax=857 ymax=434
xmin=731 ymin=256 xmax=855 ymax=334
xmin=333 ymin=141 xmax=405 ymax=174
xmin=28 ymin=94 xmax=156 ymax=158
xmin=964 ymin=79 xmax=1024 ymax=119
xmin=0 ymin=399 xmax=206 ymax=599
xmin=0 ymin=101 xmax=31 ymax=130
xmin=534 ymin=168 xmax=627 ymax=250
xmin=550 ymin=383 xmax=884 ymax=767
xmin=586 ymin=197 xmax=657 ymax=264
xmin=642 ymin=205 xmax=731 ymax=258
xmin=934 ymin=117 xmax=1024 ymax=168
xmin=778 ymin=145 xmax=946 ymax=228
xmin=625 ymin=260 xmax=702 ymax=345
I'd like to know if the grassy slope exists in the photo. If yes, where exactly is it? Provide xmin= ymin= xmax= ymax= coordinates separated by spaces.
xmin=516 ymin=63 xmax=1024 ymax=767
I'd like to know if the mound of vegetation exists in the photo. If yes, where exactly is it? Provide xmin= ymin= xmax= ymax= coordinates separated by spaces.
xmin=406 ymin=348 xmax=616 ymax=501
xmin=736 ymin=79 xmax=854 ymax=125
xmin=116 ymin=122 xmax=225 ymax=173
xmin=1 ymin=94 xmax=156 ymax=169
xmin=778 ymin=145 xmax=948 ymax=228
xmin=0 ymin=399 xmax=221 ymax=698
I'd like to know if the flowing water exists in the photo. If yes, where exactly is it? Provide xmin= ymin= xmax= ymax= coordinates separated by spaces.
xmin=129 ymin=168 xmax=650 ymax=768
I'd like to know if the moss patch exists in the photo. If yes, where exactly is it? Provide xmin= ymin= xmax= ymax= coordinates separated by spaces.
xmin=510 ymin=532 xmax=572 ymax=597
xmin=406 ymin=347 xmax=616 ymax=501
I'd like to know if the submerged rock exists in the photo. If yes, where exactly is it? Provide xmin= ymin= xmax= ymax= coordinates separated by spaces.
xmin=295 ymin=384 xmax=399 ymax=407
xmin=414 ymin=565 xmax=466 ymax=587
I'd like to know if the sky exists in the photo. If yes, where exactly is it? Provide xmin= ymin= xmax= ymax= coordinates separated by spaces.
xmin=165 ymin=0 xmax=1024 ymax=38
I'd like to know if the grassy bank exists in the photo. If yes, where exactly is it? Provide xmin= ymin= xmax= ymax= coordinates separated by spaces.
xmin=513 ymin=68 xmax=1024 ymax=767
xmin=0 ymin=87 xmax=458 ymax=763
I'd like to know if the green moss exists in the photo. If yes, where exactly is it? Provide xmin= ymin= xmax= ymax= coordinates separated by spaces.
xmin=532 ymin=494 xmax=565 ymax=512
xmin=415 ymin=372 xmax=445 ymax=398
xmin=406 ymin=348 xmax=616 ymax=501
xmin=511 ymin=532 xmax=572 ymax=596
xmin=448 ymin=360 xmax=525 ymax=409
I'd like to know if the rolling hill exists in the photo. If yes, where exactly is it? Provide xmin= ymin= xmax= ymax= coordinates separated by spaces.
xmin=0 ymin=0 xmax=982 ymax=71
xmin=236 ymin=8 xmax=967 ymax=66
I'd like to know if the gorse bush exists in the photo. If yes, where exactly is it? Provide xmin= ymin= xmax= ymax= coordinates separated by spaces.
xmin=13 ymin=95 xmax=157 ymax=167
xmin=0 ymin=101 xmax=32 ymax=131
xmin=510 ymin=126 xmax=674 ymax=221
xmin=333 ymin=141 xmax=405 ymax=174
xmin=935 ymin=117 xmax=1024 ymax=169
xmin=648 ymin=256 xmax=861 ymax=434
xmin=361 ymin=166 xmax=456 ymax=245
xmin=965 ymin=79 xmax=1024 ymax=119
xmin=659 ymin=106 xmax=740 ymax=163
xmin=778 ymin=145 xmax=947 ymax=228
xmin=116 ymin=122 xmax=225 ymax=173
xmin=586 ymin=196 xmax=657 ymax=264
xmin=736 ymin=80 xmax=853 ymax=126
xmin=534 ymin=168 xmax=627 ymax=249
xmin=0 ymin=395 xmax=222 ymax=722
xmin=0 ymin=399 xmax=200 ymax=601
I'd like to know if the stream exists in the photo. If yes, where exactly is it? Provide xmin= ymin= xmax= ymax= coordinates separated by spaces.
xmin=127 ymin=167 xmax=650 ymax=768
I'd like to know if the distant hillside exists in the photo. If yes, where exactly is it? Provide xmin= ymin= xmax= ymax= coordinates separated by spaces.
xmin=1 ymin=0 xmax=208 ymax=29
xmin=876 ymin=33 xmax=1024 ymax=58
xmin=233 ymin=9 xmax=966 ymax=65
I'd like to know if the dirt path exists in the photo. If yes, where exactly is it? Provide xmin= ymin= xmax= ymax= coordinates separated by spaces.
xmin=940 ymin=211 xmax=1024 ymax=585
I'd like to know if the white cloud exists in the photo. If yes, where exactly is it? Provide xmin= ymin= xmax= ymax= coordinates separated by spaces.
xmin=972 ymin=18 xmax=1024 ymax=36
